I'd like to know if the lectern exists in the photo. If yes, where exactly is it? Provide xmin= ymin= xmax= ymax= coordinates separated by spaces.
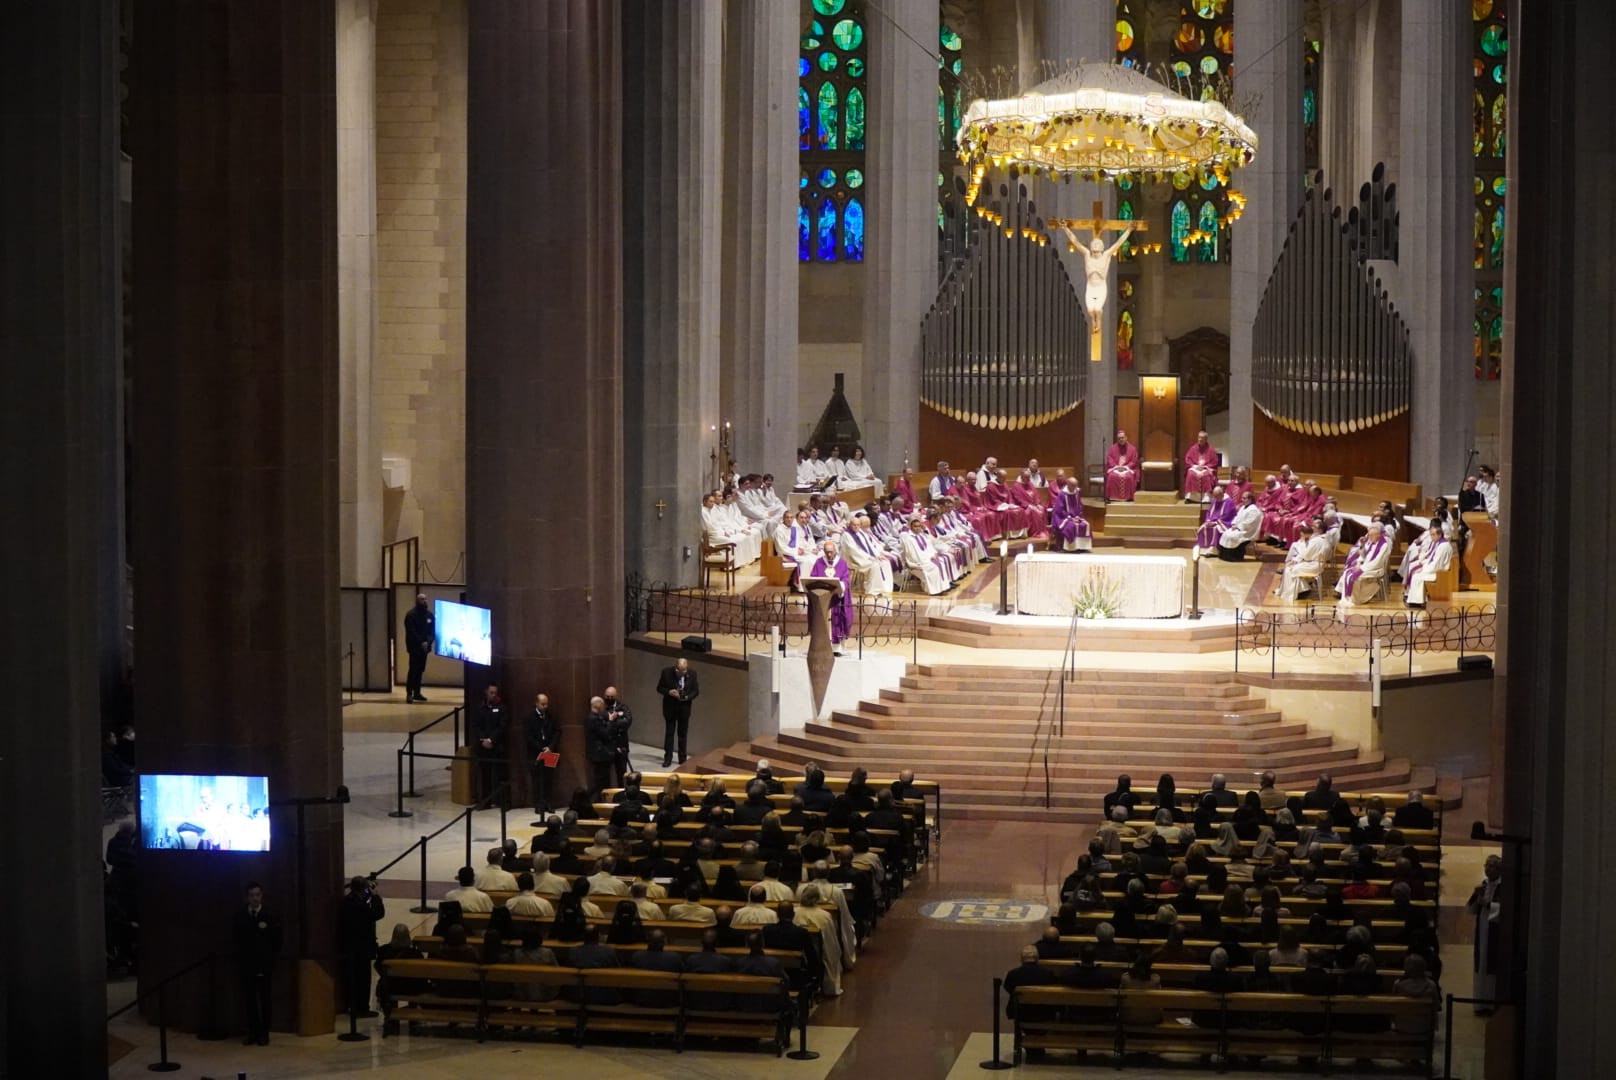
xmin=801 ymin=578 xmax=844 ymax=719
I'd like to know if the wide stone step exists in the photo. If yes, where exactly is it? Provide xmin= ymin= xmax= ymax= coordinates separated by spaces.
xmin=899 ymin=676 xmax=1252 ymax=698
xmin=828 ymin=710 xmax=1307 ymax=739
xmin=803 ymin=722 xmax=1335 ymax=754
xmin=766 ymin=733 xmax=1365 ymax=771
xmin=878 ymin=688 xmax=1265 ymax=712
xmin=914 ymin=665 xmax=1239 ymax=683
xmin=857 ymin=700 xmax=1286 ymax=724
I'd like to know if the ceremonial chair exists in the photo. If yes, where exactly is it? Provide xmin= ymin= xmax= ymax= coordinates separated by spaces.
xmin=1139 ymin=429 xmax=1178 ymax=493
xmin=700 ymin=539 xmax=737 ymax=591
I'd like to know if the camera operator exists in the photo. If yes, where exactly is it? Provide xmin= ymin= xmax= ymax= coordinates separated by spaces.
xmin=338 ymin=875 xmax=386 ymax=1021
xmin=602 ymin=686 xmax=634 ymax=787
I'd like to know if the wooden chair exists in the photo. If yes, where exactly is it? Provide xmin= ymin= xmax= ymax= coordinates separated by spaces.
xmin=758 ymin=537 xmax=794 ymax=587
xmin=700 ymin=539 xmax=737 ymax=590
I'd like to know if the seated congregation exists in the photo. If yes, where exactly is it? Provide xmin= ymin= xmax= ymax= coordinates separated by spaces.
xmin=377 ymin=763 xmax=933 ymax=1052
xmin=1003 ymin=772 xmax=1444 ymax=1070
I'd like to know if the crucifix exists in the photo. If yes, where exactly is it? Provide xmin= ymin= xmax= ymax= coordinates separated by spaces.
xmin=654 ymin=499 xmax=668 ymax=520
xmin=1056 ymin=200 xmax=1148 ymax=362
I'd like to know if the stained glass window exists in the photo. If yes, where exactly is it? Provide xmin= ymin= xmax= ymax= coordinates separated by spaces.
xmin=1303 ymin=39 xmax=1321 ymax=178
xmin=1116 ymin=0 xmax=1142 ymax=69
xmin=800 ymin=0 xmax=868 ymax=261
xmin=1473 ymin=0 xmax=1506 ymax=378
xmin=1166 ymin=2 xmax=1234 ymax=262
xmin=938 ymin=16 xmax=969 ymax=262
xmin=1170 ymin=200 xmax=1192 ymax=262
xmin=1117 ymin=280 xmax=1137 ymax=369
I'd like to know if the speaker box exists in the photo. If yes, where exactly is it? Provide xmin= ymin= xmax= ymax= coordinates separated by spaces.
xmin=681 ymin=636 xmax=712 ymax=653
xmin=1457 ymin=655 xmax=1493 ymax=673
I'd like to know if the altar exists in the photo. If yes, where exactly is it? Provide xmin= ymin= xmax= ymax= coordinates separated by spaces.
xmin=1014 ymin=552 xmax=1186 ymax=618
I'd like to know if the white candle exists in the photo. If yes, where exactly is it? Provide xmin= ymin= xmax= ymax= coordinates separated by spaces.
xmin=999 ymin=540 xmax=1008 ymax=558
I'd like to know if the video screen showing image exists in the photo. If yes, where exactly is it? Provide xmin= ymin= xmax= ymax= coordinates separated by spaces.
xmin=138 ymin=774 xmax=271 ymax=851
xmin=434 ymin=599 xmax=492 ymax=666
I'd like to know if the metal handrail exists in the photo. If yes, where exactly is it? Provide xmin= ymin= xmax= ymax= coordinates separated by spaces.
xmin=1046 ymin=608 xmax=1084 ymax=808
xmin=106 ymin=950 xmax=220 ymax=1071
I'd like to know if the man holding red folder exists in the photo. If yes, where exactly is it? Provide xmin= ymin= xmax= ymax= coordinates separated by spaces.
xmin=525 ymin=691 xmax=558 ymax=815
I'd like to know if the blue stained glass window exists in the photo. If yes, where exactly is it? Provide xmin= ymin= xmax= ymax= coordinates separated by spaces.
xmin=1170 ymin=200 xmax=1191 ymax=262
xmin=799 ymin=86 xmax=810 ymax=150
xmin=843 ymin=198 xmax=864 ymax=261
xmin=799 ymin=204 xmax=811 ymax=261
xmin=816 ymin=199 xmax=838 ymax=260
xmin=799 ymin=57 xmax=810 ymax=78
xmin=817 ymin=168 xmax=837 ymax=188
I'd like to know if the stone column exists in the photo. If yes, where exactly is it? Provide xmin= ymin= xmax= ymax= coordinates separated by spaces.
xmin=132 ymin=0 xmax=343 ymax=1035
xmin=623 ymin=0 xmax=722 ymax=586
xmin=338 ymin=0 xmax=382 ymax=586
xmin=1228 ymin=0 xmax=1304 ymax=466
xmin=1496 ymin=2 xmax=1616 ymax=1073
xmin=719 ymin=2 xmax=797 ymax=477
xmin=1398 ymin=2 xmax=1473 ymax=490
xmin=1040 ymin=0 xmax=1117 ymax=469
xmin=465 ymin=1 xmax=623 ymax=799
xmin=860 ymin=0 xmax=936 ymax=474
xmin=0 ymin=2 xmax=117 ymax=1070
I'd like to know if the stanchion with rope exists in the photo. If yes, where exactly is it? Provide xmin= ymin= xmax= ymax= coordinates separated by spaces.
xmin=388 ymin=748 xmax=412 ymax=818
xmin=148 ymin=984 xmax=181 ymax=1073
xmin=337 ymin=1007 xmax=370 ymax=1043
xmin=785 ymin=983 xmax=819 ymax=1061
xmin=410 ymin=837 xmax=435 ymax=913
xmin=979 ymin=976 xmax=1013 ymax=1069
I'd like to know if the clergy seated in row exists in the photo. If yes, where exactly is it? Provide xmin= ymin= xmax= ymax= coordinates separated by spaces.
xmin=774 ymin=509 xmax=820 ymax=592
xmin=931 ymin=503 xmax=988 ymax=569
xmin=1264 ymin=480 xmax=1328 ymax=546
xmin=701 ymin=490 xmax=762 ymax=565
xmin=1010 ymin=471 xmax=1052 ymax=540
xmin=1051 ymin=477 xmax=1094 ymax=552
xmin=1400 ymin=523 xmax=1456 ymax=608
xmin=1183 ymin=431 xmax=1220 ymax=502
xmin=1276 ymin=522 xmax=1333 ymax=602
xmin=965 ymin=469 xmax=1035 ymax=539
xmin=806 ymin=493 xmax=849 ymax=542
xmin=840 ymin=513 xmax=898 ymax=597
xmin=1215 ymin=490 xmax=1264 ymax=561
xmin=794 ymin=446 xmax=836 ymax=492
xmin=1335 ymin=522 xmax=1394 ymax=607
xmin=808 ymin=540 xmax=855 ymax=654
xmin=736 ymin=474 xmax=788 ymax=529
xmin=1105 ymin=430 xmax=1141 ymax=502
xmin=1195 ymin=484 xmax=1236 ymax=555
xmin=901 ymin=515 xmax=965 ymax=595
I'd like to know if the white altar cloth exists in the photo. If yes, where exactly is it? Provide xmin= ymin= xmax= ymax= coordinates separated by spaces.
xmin=1014 ymin=552 xmax=1185 ymax=618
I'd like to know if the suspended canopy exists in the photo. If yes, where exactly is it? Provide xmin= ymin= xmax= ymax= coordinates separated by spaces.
xmin=956 ymin=63 xmax=1258 ymax=205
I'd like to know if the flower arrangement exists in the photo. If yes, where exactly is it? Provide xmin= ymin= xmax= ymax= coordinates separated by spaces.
xmin=1073 ymin=578 xmax=1124 ymax=620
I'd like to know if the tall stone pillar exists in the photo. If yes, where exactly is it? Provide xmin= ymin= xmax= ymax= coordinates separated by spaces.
xmin=1040 ymin=0 xmax=1117 ymax=470
xmin=1229 ymin=0 xmax=1304 ymax=466
xmin=338 ymin=0 xmax=382 ymax=586
xmin=624 ymin=0 xmax=722 ymax=586
xmin=860 ymin=0 xmax=936 ymax=474
xmin=1398 ymin=2 xmax=1473 ymax=490
xmin=465 ymin=1 xmax=623 ymax=800
xmin=720 ymin=2 xmax=796 ymax=477
xmin=0 ymin=2 xmax=117 ymax=1071
xmin=1496 ymin=2 xmax=1616 ymax=1074
xmin=132 ymin=0 xmax=343 ymax=1035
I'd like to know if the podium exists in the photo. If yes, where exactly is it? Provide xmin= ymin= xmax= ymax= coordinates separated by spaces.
xmin=802 ymin=577 xmax=844 ymax=719
xmin=1460 ymin=512 xmax=1498 ymax=591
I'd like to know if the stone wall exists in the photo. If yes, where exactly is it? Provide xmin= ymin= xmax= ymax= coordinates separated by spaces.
xmin=374 ymin=0 xmax=467 ymax=582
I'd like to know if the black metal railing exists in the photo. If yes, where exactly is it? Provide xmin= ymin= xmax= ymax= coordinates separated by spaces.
xmin=370 ymin=782 xmax=515 ymax=916
xmin=624 ymin=573 xmax=921 ymax=663
xmin=106 ymin=951 xmax=221 ymax=1071
xmin=387 ymin=706 xmax=464 ymax=818
xmin=1234 ymin=603 xmax=1496 ymax=677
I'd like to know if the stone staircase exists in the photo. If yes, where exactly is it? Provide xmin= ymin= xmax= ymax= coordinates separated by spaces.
xmin=1102 ymin=490 xmax=1203 ymax=543
xmin=708 ymin=663 xmax=1433 ymax=824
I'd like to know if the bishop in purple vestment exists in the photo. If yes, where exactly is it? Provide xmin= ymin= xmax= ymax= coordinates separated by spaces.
xmin=809 ymin=541 xmax=854 ymax=647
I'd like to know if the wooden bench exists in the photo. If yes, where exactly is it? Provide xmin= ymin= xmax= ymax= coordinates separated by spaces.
xmin=757 ymin=537 xmax=795 ymax=587
xmin=383 ymin=960 xmax=795 ymax=1053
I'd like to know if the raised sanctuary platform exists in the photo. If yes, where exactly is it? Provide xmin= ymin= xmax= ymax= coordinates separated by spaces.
xmin=921 ymin=605 xmax=1239 ymax=653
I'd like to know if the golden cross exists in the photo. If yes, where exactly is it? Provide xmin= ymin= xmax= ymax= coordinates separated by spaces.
xmin=1058 ymin=199 xmax=1149 ymax=243
xmin=654 ymin=499 xmax=668 ymax=519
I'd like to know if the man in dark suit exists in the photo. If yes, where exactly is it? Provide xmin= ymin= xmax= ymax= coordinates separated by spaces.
xmin=761 ymin=902 xmax=817 ymax=990
xmin=603 ymin=686 xmax=634 ymax=787
xmin=627 ymin=929 xmax=684 ymax=1006
xmin=655 ymin=657 xmax=700 ymax=767
xmin=337 ymin=876 xmax=386 ymax=1020
xmin=472 ymin=683 xmax=509 ymax=808
xmin=735 ymin=931 xmax=788 ymax=1011
xmin=233 ymin=882 xmax=282 ymax=1045
xmin=402 ymin=594 xmax=434 ymax=702
xmin=525 ymin=691 xmax=557 ymax=815
xmin=1393 ymin=790 xmax=1435 ymax=830
xmin=585 ymin=697 xmax=615 ymax=795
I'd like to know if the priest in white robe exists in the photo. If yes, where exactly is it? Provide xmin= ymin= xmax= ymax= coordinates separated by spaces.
xmin=1216 ymin=491 xmax=1265 ymax=561
xmin=1277 ymin=523 xmax=1332 ymax=602
xmin=900 ymin=517 xmax=952 ymax=595
xmin=841 ymin=447 xmax=882 ymax=496
xmin=840 ymin=515 xmax=896 ymax=597
xmin=1336 ymin=522 xmax=1393 ymax=605
xmin=774 ymin=509 xmax=819 ymax=590
xmin=717 ymin=490 xmax=761 ymax=565
xmin=1403 ymin=525 xmax=1455 ymax=606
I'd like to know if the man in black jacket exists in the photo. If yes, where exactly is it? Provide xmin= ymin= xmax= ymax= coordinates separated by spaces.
xmin=233 ymin=882 xmax=282 ymax=1045
xmin=585 ymin=697 xmax=615 ymax=795
xmin=655 ymin=658 xmax=700 ymax=767
xmin=603 ymin=686 xmax=634 ymax=786
xmin=761 ymin=902 xmax=818 ymax=992
xmin=472 ymin=684 xmax=509 ymax=807
xmin=337 ymin=876 xmax=386 ymax=1019
xmin=525 ymin=691 xmax=557 ymax=815
xmin=402 ymin=594 xmax=434 ymax=702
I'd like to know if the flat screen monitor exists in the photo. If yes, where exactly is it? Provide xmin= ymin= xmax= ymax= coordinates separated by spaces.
xmin=434 ymin=599 xmax=492 ymax=665
xmin=138 ymin=774 xmax=271 ymax=851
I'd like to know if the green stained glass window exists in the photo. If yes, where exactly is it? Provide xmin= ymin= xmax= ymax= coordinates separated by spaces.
xmin=941 ymin=27 xmax=962 ymax=51
xmin=818 ymin=82 xmax=839 ymax=150
xmin=846 ymin=87 xmax=865 ymax=149
xmin=819 ymin=51 xmax=838 ymax=72
xmin=832 ymin=19 xmax=863 ymax=50
xmin=1170 ymin=200 xmax=1192 ymax=262
xmin=847 ymin=169 xmax=863 ymax=189
xmin=847 ymin=57 xmax=864 ymax=77
xmin=813 ymin=0 xmax=845 ymax=14
xmin=818 ymin=168 xmax=837 ymax=189
xmin=1480 ymin=25 xmax=1506 ymax=56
